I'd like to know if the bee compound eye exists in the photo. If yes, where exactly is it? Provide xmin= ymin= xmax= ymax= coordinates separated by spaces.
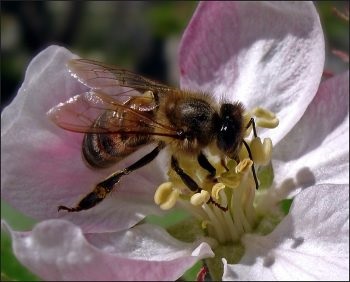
xmin=218 ymin=122 xmax=234 ymax=150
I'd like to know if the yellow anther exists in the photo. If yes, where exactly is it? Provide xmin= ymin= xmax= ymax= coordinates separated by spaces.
xmin=219 ymin=175 xmax=241 ymax=189
xmin=154 ymin=182 xmax=179 ymax=210
xmin=238 ymin=142 xmax=250 ymax=160
xmin=190 ymin=190 xmax=210 ymax=206
xmin=236 ymin=158 xmax=253 ymax=174
xmin=226 ymin=159 xmax=238 ymax=171
xmin=256 ymin=117 xmax=279 ymax=128
xmin=261 ymin=138 xmax=272 ymax=165
xmin=250 ymin=137 xmax=264 ymax=164
xmin=251 ymin=107 xmax=276 ymax=119
xmin=218 ymin=160 xmax=241 ymax=188
xmin=212 ymin=183 xmax=226 ymax=200
xmin=250 ymin=137 xmax=272 ymax=165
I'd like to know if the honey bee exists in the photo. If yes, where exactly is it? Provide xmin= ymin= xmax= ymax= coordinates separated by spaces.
xmin=49 ymin=59 xmax=258 ymax=212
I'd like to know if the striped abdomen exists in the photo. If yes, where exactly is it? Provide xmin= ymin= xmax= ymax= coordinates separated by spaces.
xmin=82 ymin=109 xmax=153 ymax=168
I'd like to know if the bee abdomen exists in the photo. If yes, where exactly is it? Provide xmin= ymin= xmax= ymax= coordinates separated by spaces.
xmin=82 ymin=112 xmax=150 ymax=168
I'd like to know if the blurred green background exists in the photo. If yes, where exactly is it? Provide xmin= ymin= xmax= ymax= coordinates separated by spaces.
xmin=1 ymin=1 xmax=349 ymax=281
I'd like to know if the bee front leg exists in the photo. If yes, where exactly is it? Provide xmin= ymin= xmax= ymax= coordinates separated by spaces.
xmin=246 ymin=117 xmax=257 ymax=138
xmin=242 ymin=139 xmax=259 ymax=190
xmin=171 ymin=156 xmax=227 ymax=211
xmin=58 ymin=143 xmax=165 ymax=212
xmin=243 ymin=117 xmax=260 ymax=190
xmin=197 ymin=151 xmax=216 ymax=178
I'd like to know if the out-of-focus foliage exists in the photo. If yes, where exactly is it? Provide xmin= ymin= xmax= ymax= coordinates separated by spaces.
xmin=316 ymin=1 xmax=349 ymax=73
xmin=1 ymin=201 xmax=39 ymax=281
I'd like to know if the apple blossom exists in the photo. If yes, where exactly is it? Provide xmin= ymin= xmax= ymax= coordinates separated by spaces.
xmin=1 ymin=1 xmax=348 ymax=281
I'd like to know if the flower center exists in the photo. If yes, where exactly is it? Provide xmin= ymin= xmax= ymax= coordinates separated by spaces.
xmin=154 ymin=107 xmax=278 ymax=244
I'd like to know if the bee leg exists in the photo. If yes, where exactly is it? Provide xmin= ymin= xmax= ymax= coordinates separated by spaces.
xmin=243 ymin=118 xmax=259 ymax=189
xmin=246 ymin=117 xmax=257 ymax=138
xmin=197 ymin=151 xmax=216 ymax=178
xmin=58 ymin=142 xmax=165 ymax=212
xmin=242 ymin=139 xmax=259 ymax=190
xmin=171 ymin=156 xmax=227 ymax=211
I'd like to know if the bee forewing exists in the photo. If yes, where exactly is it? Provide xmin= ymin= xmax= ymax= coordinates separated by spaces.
xmin=47 ymin=91 xmax=116 ymax=133
xmin=67 ymin=59 xmax=121 ymax=90
xmin=67 ymin=59 xmax=175 ymax=96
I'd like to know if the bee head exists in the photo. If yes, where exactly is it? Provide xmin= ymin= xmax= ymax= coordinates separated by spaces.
xmin=216 ymin=102 xmax=245 ymax=158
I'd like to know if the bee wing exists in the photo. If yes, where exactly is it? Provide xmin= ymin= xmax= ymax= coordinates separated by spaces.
xmin=47 ymin=91 xmax=180 ymax=138
xmin=67 ymin=59 xmax=176 ymax=95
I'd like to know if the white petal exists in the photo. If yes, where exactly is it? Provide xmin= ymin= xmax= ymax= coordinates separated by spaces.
xmin=1 ymin=45 xmax=167 ymax=232
xmin=179 ymin=2 xmax=325 ymax=144
xmin=3 ymin=219 xmax=214 ymax=281
xmin=223 ymin=184 xmax=349 ymax=281
xmin=272 ymin=71 xmax=349 ymax=199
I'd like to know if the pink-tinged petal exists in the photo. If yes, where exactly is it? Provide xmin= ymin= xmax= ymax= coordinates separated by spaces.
xmin=271 ymin=71 xmax=349 ymax=199
xmin=2 ymin=219 xmax=214 ymax=281
xmin=179 ymin=1 xmax=325 ymax=144
xmin=1 ymin=45 xmax=166 ymax=233
xmin=223 ymin=184 xmax=349 ymax=281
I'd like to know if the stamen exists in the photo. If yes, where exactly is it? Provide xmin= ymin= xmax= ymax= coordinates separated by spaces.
xmin=218 ymin=160 xmax=241 ymax=188
xmin=222 ymin=205 xmax=240 ymax=242
xmin=250 ymin=137 xmax=272 ymax=165
xmin=242 ymin=181 xmax=256 ymax=227
xmin=231 ymin=186 xmax=252 ymax=234
xmin=213 ymin=190 xmax=240 ymax=242
xmin=236 ymin=158 xmax=253 ymax=174
xmin=256 ymin=117 xmax=279 ymax=128
xmin=202 ymin=204 xmax=227 ymax=243
xmin=153 ymin=106 xmax=278 ymax=244
xmin=191 ymin=190 xmax=211 ymax=206
xmin=211 ymin=183 xmax=225 ymax=200
xmin=249 ymin=107 xmax=279 ymax=129
xmin=154 ymin=182 xmax=179 ymax=210
xmin=251 ymin=107 xmax=276 ymax=119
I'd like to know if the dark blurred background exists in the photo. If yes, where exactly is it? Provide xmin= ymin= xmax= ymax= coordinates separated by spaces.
xmin=2 ymin=2 xmax=349 ymax=112
xmin=1 ymin=1 xmax=349 ymax=111
xmin=1 ymin=1 xmax=198 ymax=111
xmin=1 ymin=1 xmax=349 ymax=281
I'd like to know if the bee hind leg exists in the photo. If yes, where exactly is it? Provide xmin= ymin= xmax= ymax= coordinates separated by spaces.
xmin=57 ymin=182 xmax=115 ymax=212
xmin=58 ymin=142 xmax=165 ymax=213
